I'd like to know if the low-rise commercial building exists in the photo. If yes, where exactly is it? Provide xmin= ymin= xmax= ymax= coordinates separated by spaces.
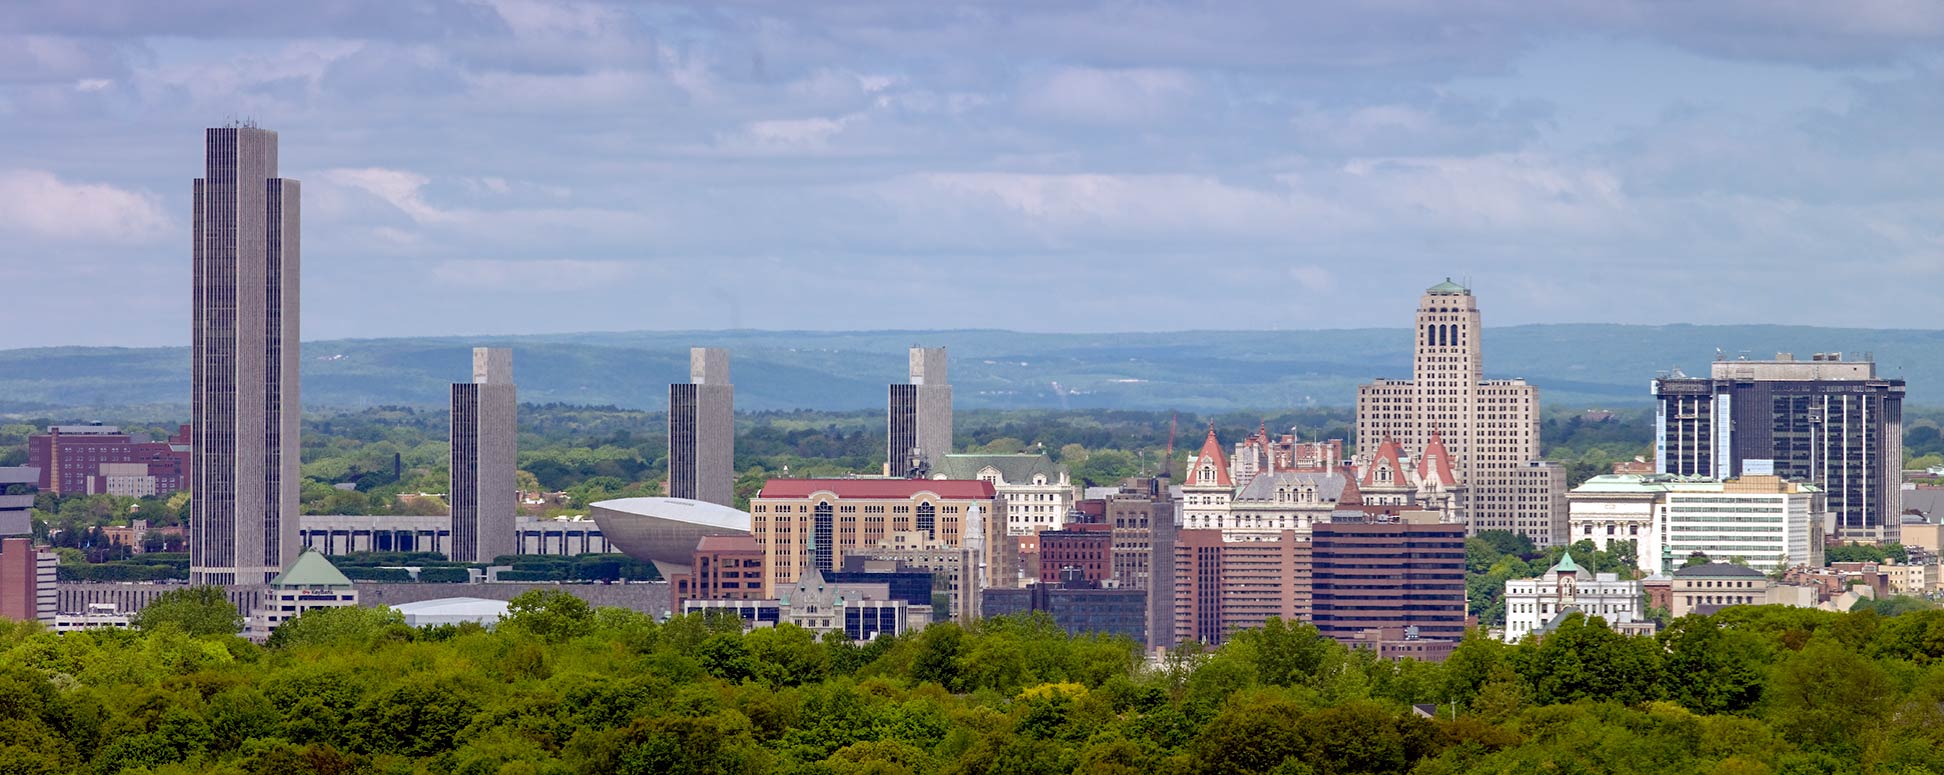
xmin=1503 ymin=554 xmax=1647 ymax=642
xmin=1670 ymin=562 xmax=1818 ymax=617
xmin=983 ymin=572 xmax=1148 ymax=645
xmin=250 ymin=550 xmax=359 ymax=639
xmin=684 ymin=567 xmax=927 ymax=641
xmin=54 ymin=603 xmax=131 ymax=633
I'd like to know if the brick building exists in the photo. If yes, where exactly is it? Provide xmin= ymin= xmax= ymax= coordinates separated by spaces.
xmin=669 ymin=534 xmax=766 ymax=608
xmin=1310 ymin=518 xmax=1467 ymax=643
xmin=28 ymin=424 xmax=192 ymax=496
xmin=1172 ymin=529 xmax=1310 ymax=646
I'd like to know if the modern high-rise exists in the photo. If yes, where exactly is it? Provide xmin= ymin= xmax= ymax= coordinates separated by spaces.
xmin=192 ymin=125 xmax=300 ymax=585
xmin=888 ymin=347 xmax=953 ymax=478
xmin=1653 ymin=354 xmax=1905 ymax=542
xmin=669 ymin=348 xmax=734 ymax=506
xmin=1356 ymin=280 xmax=1562 ymax=546
xmin=451 ymin=348 xmax=517 ymax=563
xmin=1310 ymin=518 xmax=1467 ymax=642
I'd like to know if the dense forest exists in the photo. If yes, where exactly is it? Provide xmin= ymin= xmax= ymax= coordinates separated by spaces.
xmin=5 ymin=588 xmax=1944 ymax=774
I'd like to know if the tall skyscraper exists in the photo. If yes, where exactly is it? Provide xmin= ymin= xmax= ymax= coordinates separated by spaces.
xmin=1355 ymin=280 xmax=1564 ymax=546
xmin=669 ymin=347 xmax=735 ymax=506
xmin=1653 ymin=353 xmax=1904 ymax=543
xmin=888 ymin=347 xmax=953 ymax=477
xmin=451 ymin=348 xmax=518 ymax=563
xmin=192 ymin=125 xmax=300 ymax=585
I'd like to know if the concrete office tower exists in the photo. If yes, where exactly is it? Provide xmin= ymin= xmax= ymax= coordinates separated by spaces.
xmin=192 ymin=125 xmax=300 ymax=585
xmin=889 ymin=347 xmax=953 ymax=477
xmin=1653 ymin=353 xmax=1904 ymax=543
xmin=1356 ymin=280 xmax=1564 ymax=546
xmin=669 ymin=348 xmax=735 ymax=506
xmin=451 ymin=348 xmax=518 ymax=563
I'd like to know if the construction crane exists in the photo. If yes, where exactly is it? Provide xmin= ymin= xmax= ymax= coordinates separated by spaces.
xmin=1164 ymin=412 xmax=1178 ymax=478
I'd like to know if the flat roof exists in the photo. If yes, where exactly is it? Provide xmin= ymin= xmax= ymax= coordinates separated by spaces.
xmin=756 ymin=479 xmax=995 ymax=500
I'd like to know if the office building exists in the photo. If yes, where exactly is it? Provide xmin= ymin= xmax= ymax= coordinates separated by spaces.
xmin=192 ymin=124 xmax=301 ymax=585
xmin=28 ymin=424 xmax=192 ymax=496
xmin=932 ymin=453 xmax=1076 ymax=535
xmin=983 ymin=571 xmax=1149 ymax=645
xmin=249 ymin=549 xmax=357 ymax=639
xmin=1670 ymin=562 xmax=1817 ymax=617
xmin=451 ymin=348 xmax=517 ymax=563
xmin=1641 ymin=475 xmax=1825 ymax=576
xmin=1310 ymin=518 xmax=1467 ymax=643
xmin=1173 ymin=529 xmax=1310 ymax=646
xmin=1653 ymin=354 xmax=1905 ymax=542
xmin=1101 ymin=476 xmax=1177 ymax=648
xmin=1356 ymin=280 xmax=1561 ymax=546
xmin=0 ymin=537 xmax=56 ymax=624
xmin=684 ymin=567 xmax=927 ymax=640
xmin=299 ymin=514 xmax=610 ymax=558
xmin=1037 ymin=524 xmax=1113 ymax=584
xmin=669 ymin=348 xmax=735 ymax=506
xmin=750 ymin=479 xmax=999 ymax=601
xmin=669 ymin=534 xmax=766 ymax=608
xmin=888 ymin=347 xmax=953 ymax=477
xmin=1503 ymin=553 xmax=1649 ymax=643
xmin=843 ymin=540 xmax=972 ymax=622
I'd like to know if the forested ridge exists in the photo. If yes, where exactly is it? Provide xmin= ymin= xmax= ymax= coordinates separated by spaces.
xmin=6 ymin=590 xmax=1944 ymax=774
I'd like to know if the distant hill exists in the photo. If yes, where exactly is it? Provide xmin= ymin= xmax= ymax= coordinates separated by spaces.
xmin=0 ymin=325 xmax=1938 ymax=415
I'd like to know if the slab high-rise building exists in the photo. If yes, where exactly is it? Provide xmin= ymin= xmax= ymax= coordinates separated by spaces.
xmin=889 ymin=347 xmax=953 ymax=477
xmin=451 ymin=348 xmax=517 ymax=563
xmin=669 ymin=348 xmax=734 ymax=506
xmin=1355 ymin=280 xmax=1564 ymax=546
xmin=1653 ymin=353 xmax=1904 ymax=543
xmin=192 ymin=125 xmax=300 ymax=585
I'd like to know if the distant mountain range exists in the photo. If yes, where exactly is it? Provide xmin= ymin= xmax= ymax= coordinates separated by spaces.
xmin=1 ymin=325 xmax=1938 ymax=415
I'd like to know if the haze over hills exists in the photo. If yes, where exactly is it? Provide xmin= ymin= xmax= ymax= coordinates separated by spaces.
xmin=1 ymin=325 xmax=1938 ymax=415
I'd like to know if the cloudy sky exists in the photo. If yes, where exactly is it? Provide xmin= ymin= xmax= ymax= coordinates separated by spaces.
xmin=4 ymin=1 xmax=1943 ymax=348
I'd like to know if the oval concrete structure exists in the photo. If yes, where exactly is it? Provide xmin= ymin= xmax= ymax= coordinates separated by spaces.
xmin=588 ymin=497 xmax=752 ymax=575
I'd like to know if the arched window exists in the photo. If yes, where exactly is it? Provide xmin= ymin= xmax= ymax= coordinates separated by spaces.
xmin=916 ymin=502 xmax=936 ymax=540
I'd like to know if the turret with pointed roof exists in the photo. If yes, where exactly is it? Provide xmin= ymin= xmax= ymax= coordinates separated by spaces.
xmin=1418 ymin=429 xmax=1458 ymax=487
xmin=1186 ymin=425 xmax=1232 ymax=488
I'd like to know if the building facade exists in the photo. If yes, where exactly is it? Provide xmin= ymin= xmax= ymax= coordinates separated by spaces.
xmin=669 ymin=534 xmax=765 ymax=608
xmin=28 ymin=424 xmax=192 ymax=496
xmin=451 ymin=347 xmax=517 ymax=563
xmin=1654 ymin=354 xmax=1905 ymax=543
xmin=1566 ymin=474 xmax=1665 ymax=552
xmin=684 ymin=567 xmax=927 ymax=640
xmin=250 ymin=550 xmax=358 ymax=639
xmin=982 ymin=574 xmax=1149 ymax=645
xmin=1173 ymin=529 xmax=1309 ymax=646
xmin=298 ymin=514 xmax=609 ymax=558
xmin=751 ymin=479 xmax=999 ymax=600
xmin=1642 ymin=475 xmax=1824 ymax=576
xmin=1310 ymin=518 xmax=1467 ymax=643
xmin=192 ymin=124 xmax=301 ymax=585
xmin=888 ymin=347 xmax=953 ymax=477
xmin=933 ymin=453 xmax=1076 ymax=536
xmin=669 ymin=347 xmax=735 ymax=506
xmin=1355 ymin=280 xmax=1560 ymax=546
xmin=1503 ymin=554 xmax=1646 ymax=642
xmin=0 ymin=537 xmax=56 ymax=624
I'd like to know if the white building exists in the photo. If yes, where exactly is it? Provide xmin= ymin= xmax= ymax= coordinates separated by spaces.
xmin=933 ymin=453 xmax=1076 ymax=536
xmin=684 ymin=567 xmax=929 ymax=640
xmin=393 ymin=597 xmax=509 ymax=628
xmin=1568 ymin=474 xmax=1671 ymax=551
xmin=1643 ymin=475 xmax=1824 ymax=576
xmin=54 ymin=603 xmax=131 ymax=633
xmin=1503 ymin=553 xmax=1646 ymax=643
xmin=250 ymin=549 xmax=359 ymax=639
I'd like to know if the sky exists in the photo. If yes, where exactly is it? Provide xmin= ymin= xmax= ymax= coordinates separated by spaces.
xmin=3 ymin=1 xmax=1944 ymax=348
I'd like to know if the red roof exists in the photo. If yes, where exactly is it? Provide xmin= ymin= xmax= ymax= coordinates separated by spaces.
xmin=756 ymin=478 xmax=996 ymax=500
xmin=1360 ymin=437 xmax=1406 ymax=488
xmin=1186 ymin=426 xmax=1233 ymax=487
xmin=1418 ymin=429 xmax=1459 ymax=486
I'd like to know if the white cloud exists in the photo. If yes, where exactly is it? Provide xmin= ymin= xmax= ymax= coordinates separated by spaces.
xmin=0 ymin=170 xmax=170 ymax=244
xmin=1016 ymin=66 xmax=1197 ymax=123
xmin=321 ymin=167 xmax=453 ymax=223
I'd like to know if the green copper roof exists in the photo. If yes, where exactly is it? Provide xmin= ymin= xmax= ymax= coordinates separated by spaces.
xmin=1426 ymin=278 xmax=1469 ymax=295
xmin=1551 ymin=552 xmax=1584 ymax=575
xmin=270 ymin=549 xmax=355 ymax=589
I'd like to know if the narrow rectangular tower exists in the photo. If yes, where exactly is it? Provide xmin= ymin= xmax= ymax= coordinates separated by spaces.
xmin=451 ymin=348 xmax=518 ymax=563
xmin=669 ymin=348 xmax=735 ymax=506
xmin=192 ymin=125 xmax=300 ymax=585
xmin=888 ymin=347 xmax=953 ymax=477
